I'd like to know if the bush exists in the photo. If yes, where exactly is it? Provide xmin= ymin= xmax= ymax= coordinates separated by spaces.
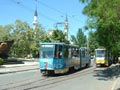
xmin=0 ymin=58 xmax=4 ymax=65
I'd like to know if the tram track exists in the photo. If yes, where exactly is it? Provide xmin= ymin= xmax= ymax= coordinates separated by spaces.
xmin=0 ymin=75 xmax=48 ymax=90
xmin=0 ymin=75 xmax=45 ymax=87
xmin=25 ymin=67 xmax=95 ymax=90
xmin=0 ymin=66 xmax=95 ymax=90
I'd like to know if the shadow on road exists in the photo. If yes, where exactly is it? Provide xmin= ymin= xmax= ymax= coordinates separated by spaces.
xmin=94 ymin=64 xmax=120 ymax=80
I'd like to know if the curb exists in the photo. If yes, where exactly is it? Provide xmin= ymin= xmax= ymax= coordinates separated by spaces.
xmin=115 ymin=78 xmax=120 ymax=90
xmin=0 ymin=67 xmax=39 ymax=74
xmin=1 ymin=64 xmax=39 ymax=68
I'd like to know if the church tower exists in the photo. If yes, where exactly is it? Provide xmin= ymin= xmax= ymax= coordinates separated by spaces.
xmin=64 ymin=15 xmax=69 ymax=40
xmin=33 ymin=9 xmax=38 ymax=29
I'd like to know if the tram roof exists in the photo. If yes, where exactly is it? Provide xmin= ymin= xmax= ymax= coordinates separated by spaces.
xmin=40 ymin=42 xmax=66 ymax=45
xmin=40 ymin=42 xmax=79 ymax=47
xmin=95 ymin=48 xmax=106 ymax=50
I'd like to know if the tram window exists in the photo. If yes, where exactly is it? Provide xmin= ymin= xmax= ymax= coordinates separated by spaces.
xmin=55 ymin=45 xmax=58 ymax=58
xmin=96 ymin=50 xmax=105 ymax=57
xmin=71 ymin=48 xmax=74 ymax=57
xmin=55 ymin=45 xmax=63 ymax=58
xmin=73 ymin=51 xmax=77 ymax=57
xmin=41 ymin=51 xmax=54 ymax=58
xmin=64 ymin=46 xmax=69 ymax=58
xmin=76 ymin=49 xmax=79 ymax=57
xmin=68 ymin=48 xmax=72 ymax=58
xmin=85 ymin=50 xmax=88 ymax=56
xmin=81 ymin=50 xmax=85 ymax=57
xmin=71 ymin=47 xmax=79 ymax=57
xmin=58 ymin=45 xmax=63 ymax=58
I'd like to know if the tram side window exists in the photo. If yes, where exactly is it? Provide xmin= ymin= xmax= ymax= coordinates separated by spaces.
xmin=64 ymin=46 xmax=69 ymax=58
xmin=85 ymin=49 xmax=88 ymax=56
xmin=71 ymin=47 xmax=79 ymax=58
xmin=71 ymin=48 xmax=75 ymax=57
xmin=58 ymin=45 xmax=63 ymax=58
xmin=81 ymin=49 xmax=85 ymax=57
xmin=55 ymin=45 xmax=63 ymax=58
xmin=68 ymin=48 xmax=72 ymax=58
xmin=76 ymin=49 xmax=79 ymax=57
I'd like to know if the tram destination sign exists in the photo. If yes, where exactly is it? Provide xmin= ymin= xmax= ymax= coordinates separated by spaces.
xmin=41 ymin=44 xmax=54 ymax=48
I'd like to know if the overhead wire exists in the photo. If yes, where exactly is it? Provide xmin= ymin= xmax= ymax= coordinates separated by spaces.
xmin=10 ymin=0 xmax=77 ymax=37
xmin=10 ymin=0 xmax=81 ymax=24
xmin=37 ymin=0 xmax=81 ymax=37
xmin=37 ymin=0 xmax=65 ymax=15
xmin=37 ymin=0 xmax=81 ymax=22
xmin=10 ymin=0 xmax=58 ymax=22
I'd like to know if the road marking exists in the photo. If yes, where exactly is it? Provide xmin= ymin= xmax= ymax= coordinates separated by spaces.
xmin=111 ymin=78 xmax=119 ymax=90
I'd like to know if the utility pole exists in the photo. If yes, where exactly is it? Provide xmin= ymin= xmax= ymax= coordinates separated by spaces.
xmin=54 ymin=22 xmax=64 ymax=30
xmin=54 ymin=15 xmax=69 ymax=41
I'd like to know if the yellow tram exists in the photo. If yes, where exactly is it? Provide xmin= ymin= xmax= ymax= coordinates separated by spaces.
xmin=95 ymin=48 xmax=111 ymax=67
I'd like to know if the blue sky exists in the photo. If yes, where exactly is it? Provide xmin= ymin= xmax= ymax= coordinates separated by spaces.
xmin=0 ymin=0 xmax=88 ymax=39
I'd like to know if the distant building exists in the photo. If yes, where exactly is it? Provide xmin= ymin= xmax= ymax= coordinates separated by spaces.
xmin=47 ymin=30 xmax=54 ymax=41
xmin=47 ymin=30 xmax=53 ymax=36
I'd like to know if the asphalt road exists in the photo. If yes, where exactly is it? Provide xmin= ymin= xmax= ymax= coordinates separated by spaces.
xmin=0 ymin=59 xmax=119 ymax=90
xmin=0 ymin=67 xmax=117 ymax=90
xmin=0 ymin=70 xmax=40 ymax=86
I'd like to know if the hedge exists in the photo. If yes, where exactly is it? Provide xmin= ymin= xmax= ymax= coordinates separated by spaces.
xmin=0 ymin=58 xmax=4 ymax=65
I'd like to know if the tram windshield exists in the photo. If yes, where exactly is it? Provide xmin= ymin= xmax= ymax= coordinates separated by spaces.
xmin=40 ymin=44 xmax=54 ymax=58
xmin=95 ymin=50 xmax=105 ymax=57
xmin=40 ymin=44 xmax=63 ymax=59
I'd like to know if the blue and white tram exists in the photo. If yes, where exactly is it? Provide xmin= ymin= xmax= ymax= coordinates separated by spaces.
xmin=39 ymin=42 xmax=90 ymax=75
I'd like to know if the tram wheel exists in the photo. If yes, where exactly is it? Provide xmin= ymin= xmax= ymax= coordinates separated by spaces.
xmin=48 ymin=70 xmax=54 ymax=76
xmin=69 ymin=67 xmax=75 ymax=73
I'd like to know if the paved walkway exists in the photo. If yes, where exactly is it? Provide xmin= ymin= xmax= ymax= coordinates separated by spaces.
xmin=0 ymin=61 xmax=39 ymax=74
xmin=108 ymin=64 xmax=120 ymax=90
xmin=113 ymin=78 xmax=120 ymax=90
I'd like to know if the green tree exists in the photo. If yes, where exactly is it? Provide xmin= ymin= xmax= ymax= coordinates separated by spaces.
xmin=0 ymin=25 xmax=4 ymax=41
xmin=80 ymin=0 xmax=120 ymax=57
xmin=31 ymin=24 xmax=46 ymax=57
xmin=0 ymin=19 xmax=47 ymax=58
xmin=88 ymin=31 xmax=99 ymax=55
xmin=0 ymin=24 xmax=14 ymax=41
xmin=48 ymin=29 xmax=68 ymax=43
xmin=11 ymin=20 xmax=31 ymax=57
xmin=10 ymin=20 xmax=46 ymax=58
xmin=71 ymin=28 xmax=87 ymax=47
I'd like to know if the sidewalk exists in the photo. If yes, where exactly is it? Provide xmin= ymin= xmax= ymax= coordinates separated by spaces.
xmin=111 ymin=64 xmax=120 ymax=90
xmin=113 ymin=77 xmax=120 ymax=90
xmin=0 ymin=61 xmax=39 ymax=74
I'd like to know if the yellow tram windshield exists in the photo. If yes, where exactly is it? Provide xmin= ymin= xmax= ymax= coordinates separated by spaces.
xmin=95 ymin=49 xmax=106 ymax=57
